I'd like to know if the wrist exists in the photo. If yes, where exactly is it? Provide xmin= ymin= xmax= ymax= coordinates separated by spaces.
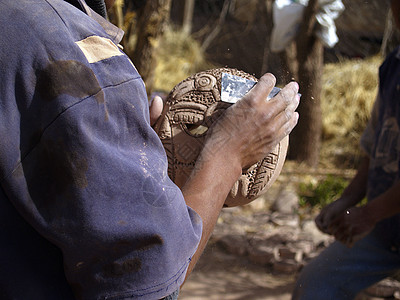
xmin=194 ymin=149 xmax=243 ymax=191
xmin=198 ymin=138 xmax=243 ymax=182
xmin=335 ymin=194 xmax=359 ymax=208
xmin=363 ymin=200 xmax=384 ymax=225
xmin=339 ymin=186 xmax=366 ymax=207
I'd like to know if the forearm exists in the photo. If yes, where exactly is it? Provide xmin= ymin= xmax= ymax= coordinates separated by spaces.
xmin=339 ymin=155 xmax=370 ymax=206
xmin=180 ymin=73 xmax=300 ymax=280
xmin=182 ymin=148 xmax=242 ymax=278
xmin=365 ymin=180 xmax=400 ymax=223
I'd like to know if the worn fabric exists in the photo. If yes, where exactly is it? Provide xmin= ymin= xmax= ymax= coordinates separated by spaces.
xmin=360 ymin=46 xmax=400 ymax=246
xmin=292 ymin=232 xmax=400 ymax=300
xmin=0 ymin=0 xmax=202 ymax=299
xmin=292 ymin=46 xmax=400 ymax=299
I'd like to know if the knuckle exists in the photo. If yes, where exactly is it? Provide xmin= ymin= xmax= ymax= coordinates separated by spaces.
xmin=279 ymin=89 xmax=293 ymax=105
xmin=259 ymin=73 xmax=276 ymax=87
xmin=284 ymin=107 xmax=292 ymax=121
xmin=263 ymin=124 xmax=277 ymax=139
xmin=283 ymin=121 xmax=295 ymax=136
xmin=285 ymin=125 xmax=293 ymax=136
xmin=239 ymin=95 xmax=257 ymax=111
xmin=262 ymin=109 xmax=275 ymax=122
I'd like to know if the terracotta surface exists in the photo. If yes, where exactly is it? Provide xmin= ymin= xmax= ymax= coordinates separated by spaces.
xmin=154 ymin=68 xmax=288 ymax=207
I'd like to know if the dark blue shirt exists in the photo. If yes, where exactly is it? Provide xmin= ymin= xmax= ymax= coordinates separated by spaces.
xmin=0 ymin=0 xmax=202 ymax=299
xmin=361 ymin=46 xmax=400 ymax=246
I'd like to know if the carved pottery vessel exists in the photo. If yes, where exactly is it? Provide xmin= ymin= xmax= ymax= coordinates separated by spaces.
xmin=154 ymin=68 xmax=288 ymax=207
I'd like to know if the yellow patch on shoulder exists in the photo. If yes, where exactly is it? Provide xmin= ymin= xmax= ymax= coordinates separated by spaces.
xmin=75 ymin=35 xmax=124 ymax=63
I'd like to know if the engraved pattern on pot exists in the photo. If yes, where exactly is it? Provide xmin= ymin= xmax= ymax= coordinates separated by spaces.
xmin=155 ymin=68 xmax=288 ymax=207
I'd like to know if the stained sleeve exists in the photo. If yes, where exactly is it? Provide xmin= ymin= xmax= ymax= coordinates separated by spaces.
xmin=0 ymin=2 xmax=202 ymax=299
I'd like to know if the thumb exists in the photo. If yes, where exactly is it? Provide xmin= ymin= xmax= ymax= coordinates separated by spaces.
xmin=150 ymin=95 xmax=164 ymax=126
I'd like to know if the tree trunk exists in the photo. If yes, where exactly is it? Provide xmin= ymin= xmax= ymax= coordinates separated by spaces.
xmin=182 ymin=0 xmax=195 ymax=34
xmin=287 ymin=0 xmax=323 ymax=167
xmin=132 ymin=0 xmax=172 ymax=96
xmin=278 ymin=42 xmax=298 ymax=83
xmin=170 ymin=0 xmax=185 ymax=26
xmin=261 ymin=0 xmax=274 ymax=75
xmin=170 ymin=0 xmax=194 ymax=34
xmin=201 ymin=0 xmax=230 ymax=51
xmin=290 ymin=38 xmax=323 ymax=167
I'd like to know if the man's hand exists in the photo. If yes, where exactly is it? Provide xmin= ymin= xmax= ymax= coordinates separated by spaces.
xmin=328 ymin=205 xmax=377 ymax=248
xmin=315 ymin=156 xmax=370 ymax=237
xmin=315 ymin=197 xmax=353 ymax=235
xmin=326 ymin=180 xmax=400 ymax=248
xmin=149 ymin=95 xmax=163 ymax=126
xmin=201 ymin=73 xmax=300 ymax=170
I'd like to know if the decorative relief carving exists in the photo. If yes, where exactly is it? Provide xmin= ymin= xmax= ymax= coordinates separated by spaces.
xmin=154 ymin=68 xmax=288 ymax=207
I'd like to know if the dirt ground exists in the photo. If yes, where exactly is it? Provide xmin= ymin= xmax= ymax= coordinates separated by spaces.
xmin=177 ymin=166 xmax=318 ymax=300
xmin=180 ymin=242 xmax=296 ymax=300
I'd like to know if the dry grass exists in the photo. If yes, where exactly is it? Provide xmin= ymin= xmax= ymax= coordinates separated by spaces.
xmin=153 ymin=26 xmax=215 ymax=93
xmin=320 ymin=55 xmax=382 ymax=168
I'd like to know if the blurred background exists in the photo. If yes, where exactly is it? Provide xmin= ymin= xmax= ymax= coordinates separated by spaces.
xmin=108 ymin=0 xmax=399 ymax=170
